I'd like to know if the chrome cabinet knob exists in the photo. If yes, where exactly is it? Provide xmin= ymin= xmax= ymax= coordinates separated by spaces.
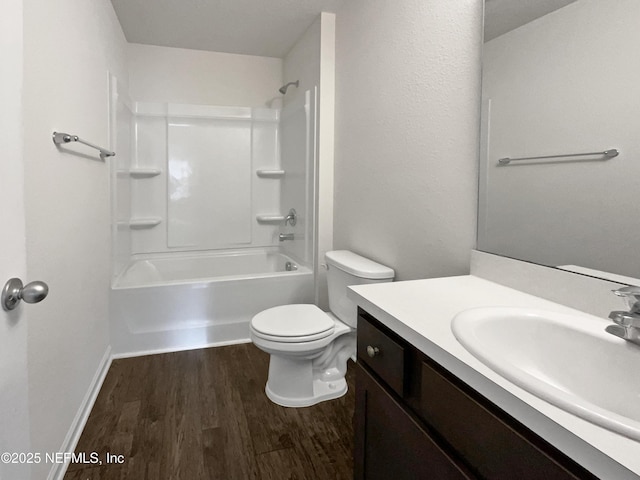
xmin=366 ymin=345 xmax=380 ymax=358
xmin=2 ymin=278 xmax=49 ymax=311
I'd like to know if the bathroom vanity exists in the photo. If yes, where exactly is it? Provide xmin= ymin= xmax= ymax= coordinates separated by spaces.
xmin=350 ymin=276 xmax=640 ymax=480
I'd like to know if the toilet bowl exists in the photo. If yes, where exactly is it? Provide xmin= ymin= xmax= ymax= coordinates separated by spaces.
xmin=250 ymin=250 xmax=394 ymax=407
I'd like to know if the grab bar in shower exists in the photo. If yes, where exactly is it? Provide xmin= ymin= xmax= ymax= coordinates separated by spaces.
xmin=52 ymin=132 xmax=116 ymax=158
xmin=498 ymin=148 xmax=618 ymax=166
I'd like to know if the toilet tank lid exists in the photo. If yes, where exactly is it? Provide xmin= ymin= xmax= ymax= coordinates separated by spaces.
xmin=325 ymin=250 xmax=395 ymax=280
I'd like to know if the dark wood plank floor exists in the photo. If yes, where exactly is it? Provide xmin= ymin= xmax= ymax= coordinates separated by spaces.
xmin=64 ymin=343 xmax=355 ymax=479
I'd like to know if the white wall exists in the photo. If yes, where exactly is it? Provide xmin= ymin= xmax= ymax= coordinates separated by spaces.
xmin=128 ymin=43 xmax=283 ymax=107
xmin=282 ymin=13 xmax=335 ymax=308
xmin=480 ymin=0 xmax=640 ymax=278
xmin=22 ymin=0 xmax=127 ymax=478
xmin=333 ymin=0 xmax=482 ymax=280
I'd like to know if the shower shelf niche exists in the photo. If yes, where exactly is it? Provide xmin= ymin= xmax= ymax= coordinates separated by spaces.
xmin=116 ymin=168 xmax=162 ymax=178
xmin=129 ymin=168 xmax=162 ymax=178
xmin=256 ymin=215 xmax=286 ymax=224
xmin=256 ymin=169 xmax=285 ymax=178
xmin=128 ymin=217 xmax=162 ymax=229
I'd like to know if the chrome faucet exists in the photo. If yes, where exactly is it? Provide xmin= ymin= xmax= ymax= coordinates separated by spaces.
xmin=279 ymin=233 xmax=294 ymax=242
xmin=607 ymin=286 xmax=640 ymax=346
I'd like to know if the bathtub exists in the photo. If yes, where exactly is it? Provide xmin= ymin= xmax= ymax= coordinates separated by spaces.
xmin=110 ymin=249 xmax=314 ymax=357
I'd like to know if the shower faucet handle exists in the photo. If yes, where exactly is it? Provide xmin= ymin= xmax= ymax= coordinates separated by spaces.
xmin=284 ymin=208 xmax=297 ymax=226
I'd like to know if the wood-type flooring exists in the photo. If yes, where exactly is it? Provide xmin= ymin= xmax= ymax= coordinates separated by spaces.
xmin=64 ymin=343 xmax=355 ymax=479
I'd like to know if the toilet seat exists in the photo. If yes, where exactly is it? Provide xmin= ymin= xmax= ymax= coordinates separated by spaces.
xmin=251 ymin=304 xmax=335 ymax=343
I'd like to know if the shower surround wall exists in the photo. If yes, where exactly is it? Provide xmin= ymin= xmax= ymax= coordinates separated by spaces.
xmin=278 ymin=90 xmax=316 ymax=265
xmin=110 ymin=76 xmax=134 ymax=280
xmin=111 ymin=101 xmax=315 ymax=355
xmin=110 ymin=43 xmax=317 ymax=356
xmin=123 ymin=102 xmax=283 ymax=257
xmin=119 ymin=44 xmax=288 ymax=265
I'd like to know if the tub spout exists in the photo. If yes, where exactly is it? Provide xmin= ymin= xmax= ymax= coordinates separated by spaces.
xmin=279 ymin=233 xmax=294 ymax=241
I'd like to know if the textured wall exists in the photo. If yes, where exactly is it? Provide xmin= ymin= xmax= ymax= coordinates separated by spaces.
xmin=333 ymin=0 xmax=483 ymax=280
xmin=22 ymin=1 xmax=127 ymax=478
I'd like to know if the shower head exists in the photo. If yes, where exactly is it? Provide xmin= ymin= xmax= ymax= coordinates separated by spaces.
xmin=279 ymin=80 xmax=299 ymax=95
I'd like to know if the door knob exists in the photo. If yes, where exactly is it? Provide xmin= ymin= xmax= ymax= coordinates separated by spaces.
xmin=2 ymin=278 xmax=49 ymax=311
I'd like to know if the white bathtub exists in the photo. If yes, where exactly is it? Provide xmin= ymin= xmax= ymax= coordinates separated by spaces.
xmin=110 ymin=249 xmax=314 ymax=356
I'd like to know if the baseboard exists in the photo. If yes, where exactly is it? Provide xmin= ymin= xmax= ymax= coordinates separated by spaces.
xmin=111 ymin=337 xmax=252 ymax=360
xmin=48 ymin=346 xmax=113 ymax=480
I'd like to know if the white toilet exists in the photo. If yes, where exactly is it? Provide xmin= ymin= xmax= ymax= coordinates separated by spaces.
xmin=250 ymin=250 xmax=394 ymax=407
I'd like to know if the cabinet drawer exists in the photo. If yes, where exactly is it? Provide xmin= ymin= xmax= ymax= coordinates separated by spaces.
xmin=419 ymin=360 xmax=594 ymax=480
xmin=357 ymin=314 xmax=405 ymax=396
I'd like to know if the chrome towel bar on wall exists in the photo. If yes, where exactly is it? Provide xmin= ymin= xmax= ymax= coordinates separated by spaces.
xmin=498 ymin=148 xmax=619 ymax=166
xmin=52 ymin=132 xmax=116 ymax=158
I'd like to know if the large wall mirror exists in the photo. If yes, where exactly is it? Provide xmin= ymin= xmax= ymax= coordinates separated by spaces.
xmin=479 ymin=0 xmax=640 ymax=283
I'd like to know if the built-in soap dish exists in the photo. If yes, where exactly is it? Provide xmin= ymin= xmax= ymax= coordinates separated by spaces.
xmin=129 ymin=168 xmax=161 ymax=178
xmin=256 ymin=215 xmax=285 ymax=223
xmin=256 ymin=169 xmax=285 ymax=178
xmin=128 ymin=217 xmax=162 ymax=229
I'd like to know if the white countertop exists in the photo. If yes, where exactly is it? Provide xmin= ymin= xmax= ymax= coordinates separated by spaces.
xmin=348 ymin=275 xmax=640 ymax=479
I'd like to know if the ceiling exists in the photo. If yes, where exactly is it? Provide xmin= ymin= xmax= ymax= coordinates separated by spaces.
xmin=110 ymin=0 xmax=345 ymax=58
xmin=484 ymin=0 xmax=579 ymax=41
xmin=112 ymin=0 xmax=581 ymax=57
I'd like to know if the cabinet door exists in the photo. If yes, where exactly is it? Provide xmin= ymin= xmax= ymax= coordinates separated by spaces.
xmin=354 ymin=364 xmax=473 ymax=480
xmin=419 ymin=360 xmax=597 ymax=480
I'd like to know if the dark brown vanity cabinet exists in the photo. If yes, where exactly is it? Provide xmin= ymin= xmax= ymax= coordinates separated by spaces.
xmin=354 ymin=363 xmax=474 ymax=480
xmin=354 ymin=309 xmax=598 ymax=480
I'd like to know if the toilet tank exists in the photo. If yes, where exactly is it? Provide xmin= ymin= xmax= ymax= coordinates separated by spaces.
xmin=325 ymin=250 xmax=394 ymax=328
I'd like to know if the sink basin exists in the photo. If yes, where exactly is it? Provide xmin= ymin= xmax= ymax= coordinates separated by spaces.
xmin=451 ymin=307 xmax=640 ymax=440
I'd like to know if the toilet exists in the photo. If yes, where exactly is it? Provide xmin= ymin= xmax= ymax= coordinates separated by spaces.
xmin=250 ymin=250 xmax=394 ymax=407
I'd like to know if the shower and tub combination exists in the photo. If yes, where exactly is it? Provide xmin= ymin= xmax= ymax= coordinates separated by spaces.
xmin=109 ymin=76 xmax=317 ymax=356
